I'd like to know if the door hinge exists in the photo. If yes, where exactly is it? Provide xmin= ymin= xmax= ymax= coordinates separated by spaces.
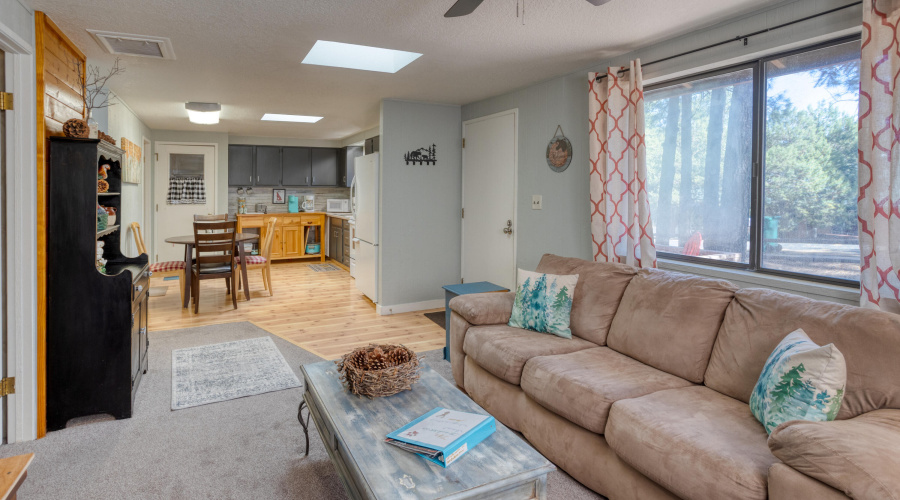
xmin=461 ymin=208 xmax=464 ymax=218
xmin=461 ymin=138 xmax=465 ymax=148
xmin=0 ymin=377 xmax=15 ymax=396
xmin=461 ymin=278 xmax=464 ymax=284
xmin=155 ymin=153 xmax=158 ymax=161
xmin=0 ymin=92 xmax=13 ymax=111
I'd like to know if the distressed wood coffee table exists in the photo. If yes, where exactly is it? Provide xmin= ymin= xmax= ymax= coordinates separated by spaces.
xmin=300 ymin=361 xmax=555 ymax=500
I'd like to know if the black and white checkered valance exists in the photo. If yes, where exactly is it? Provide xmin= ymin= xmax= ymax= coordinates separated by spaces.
xmin=166 ymin=176 xmax=207 ymax=205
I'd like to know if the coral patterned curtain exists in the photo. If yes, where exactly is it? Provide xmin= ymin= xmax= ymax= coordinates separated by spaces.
xmin=859 ymin=0 xmax=900 ymax=313
xmin=588 ymin=60 xmax=656 ymax=268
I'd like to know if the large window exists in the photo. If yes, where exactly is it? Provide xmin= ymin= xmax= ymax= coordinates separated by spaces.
xmin=644 ymin=37 xmax=860 ymax=284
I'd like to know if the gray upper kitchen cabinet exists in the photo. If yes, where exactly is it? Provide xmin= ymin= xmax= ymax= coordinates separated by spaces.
xmin=254 ymin=146 xmax=283 ymax=185
xmin=338 ymin=146 xmax=363 ymax=187
xmin=282 ymin=147 xmax=312 ymax=186
xmin=228 ymin=145 xmax=254 ymax=186
xmin=311 ymin=148 xmax=339 ymax=186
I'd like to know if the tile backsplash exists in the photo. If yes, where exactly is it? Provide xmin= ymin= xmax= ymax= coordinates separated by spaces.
xmin=228 ymin=186 xmax=350 ymax=215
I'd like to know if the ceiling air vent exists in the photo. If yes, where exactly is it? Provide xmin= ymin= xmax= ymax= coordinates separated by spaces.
xmin=87 ymin=30 xmax=176 ymax=60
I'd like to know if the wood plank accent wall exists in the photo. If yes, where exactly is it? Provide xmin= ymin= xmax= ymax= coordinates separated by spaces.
xmin=35 ymin=11 xmax=85 ymax=438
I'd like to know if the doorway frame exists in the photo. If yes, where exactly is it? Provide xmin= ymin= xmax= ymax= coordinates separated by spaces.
xmin=152 ymin=141 xmax=219 ymax=263
xmin=460 ymin=108 xmax=518 ymax=286
xmin=0 ymin=18 xmax=37 ymax=442
xmin=142 ymin=136 xmax=152 ymax=259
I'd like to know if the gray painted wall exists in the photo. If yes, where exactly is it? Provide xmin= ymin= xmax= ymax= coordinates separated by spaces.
xmin=379 ymin=99 xmax=462 ymax=308
xmin=106 ymin=92 xmax=153 ymax=258
xmin=0 ymin=0 xmax=33 ymax=44
xmin=461 ymin=0 xmax=861 ymax=304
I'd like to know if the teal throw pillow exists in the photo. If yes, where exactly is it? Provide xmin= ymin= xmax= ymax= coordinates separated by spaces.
xmin=508 ymin=269 xmax=578 ymax=339
xmin=750 ymin=329 xmax=846 ymax=434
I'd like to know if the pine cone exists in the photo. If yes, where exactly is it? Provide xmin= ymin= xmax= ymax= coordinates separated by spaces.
xmin=349 ymin=349 xmax=368 ymax=370
xmin=98 ymin=179 xmax=110 ymax=193
xmin=63 ymin=118 xmax=90 ymax=138
xmin=386 ymin=347 xmax=410 ymax=367
xmin=367 ymin=347 xmax=387 ymax=371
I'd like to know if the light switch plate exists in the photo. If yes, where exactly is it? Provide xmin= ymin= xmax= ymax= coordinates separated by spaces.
xmin=532 ymin=195 xmax=542 ymax=210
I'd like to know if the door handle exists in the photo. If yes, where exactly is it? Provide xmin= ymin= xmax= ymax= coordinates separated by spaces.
xmin=503 ymin=220 xmax=513 ymax=235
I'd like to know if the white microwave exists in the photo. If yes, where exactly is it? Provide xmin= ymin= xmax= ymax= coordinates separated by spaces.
xmin=326 ymin=198 xmax=350 ymax=213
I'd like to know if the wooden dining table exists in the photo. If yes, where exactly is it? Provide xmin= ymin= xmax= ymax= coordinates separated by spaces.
xmin=164 ymin=233 xmax=259 ymax=309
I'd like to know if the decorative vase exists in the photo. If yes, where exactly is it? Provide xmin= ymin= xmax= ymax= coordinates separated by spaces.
xmin=101 ymin=206 xmax=117 ymax=226
xmin=87 ymin=111 xmax=100 ymax=139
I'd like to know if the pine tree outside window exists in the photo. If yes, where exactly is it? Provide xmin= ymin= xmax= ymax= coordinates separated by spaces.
xmin=643 ymin=36 xmax=861 ymax=286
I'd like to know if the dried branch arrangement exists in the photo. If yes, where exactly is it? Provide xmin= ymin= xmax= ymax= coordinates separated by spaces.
xmin=336 ymin=344 xmax=420 ymax=398
xmin=74 ymin=57 xmax=125 ymax=113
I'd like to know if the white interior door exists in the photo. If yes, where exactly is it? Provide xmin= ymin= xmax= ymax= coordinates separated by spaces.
xmin=154 ymin=143 xmax=217 ymax=263
xmin=462 ymin=110 xmax=517 ymax=290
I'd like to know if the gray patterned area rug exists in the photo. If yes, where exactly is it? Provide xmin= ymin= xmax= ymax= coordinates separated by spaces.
xmin=172 ymin=336 xmax=301 ymax=410
xmin=308 ymin=263 xmax=342 ymax=272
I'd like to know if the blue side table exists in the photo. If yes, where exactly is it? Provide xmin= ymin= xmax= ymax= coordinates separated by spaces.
xmin=442 ymin=282 xmax=510 ymax=362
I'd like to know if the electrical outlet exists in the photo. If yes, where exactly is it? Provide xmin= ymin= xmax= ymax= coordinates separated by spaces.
xmin=532 ymin=195 xmax=542 ymax=210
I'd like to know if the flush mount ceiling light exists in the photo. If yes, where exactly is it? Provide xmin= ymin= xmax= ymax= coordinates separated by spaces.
xmin=261 ymin=113 xmax=323 ymax=123
xmin=301 ymin=40 xmax=422 ymax=74
xmin=185 ymin=102 xmax=221 ymax=124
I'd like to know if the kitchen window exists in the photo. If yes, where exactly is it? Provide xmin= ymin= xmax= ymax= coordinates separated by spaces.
xmin=644 ymin=36 xmax=861 ymax=286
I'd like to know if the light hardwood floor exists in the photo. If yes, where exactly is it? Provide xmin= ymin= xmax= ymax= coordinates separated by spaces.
xmin=148 ymin=260 xmax=446 ymax=360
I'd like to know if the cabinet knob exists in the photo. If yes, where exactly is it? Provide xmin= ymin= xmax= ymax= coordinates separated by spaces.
xmin=146 ymin=270 xmax=153 ymax=277
xmin=135 ymin=285 xmax=144 ymax=293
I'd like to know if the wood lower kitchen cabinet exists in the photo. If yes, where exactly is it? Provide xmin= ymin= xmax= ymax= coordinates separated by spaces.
xmin=236 ymin=213 xmax=326 ymax=262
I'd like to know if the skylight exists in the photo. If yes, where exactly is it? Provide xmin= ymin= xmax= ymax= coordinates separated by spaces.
xmin=301 ymin=41 xmax=422 ymax=74
xmin=261 ymin=114 xmax=323 ymax=123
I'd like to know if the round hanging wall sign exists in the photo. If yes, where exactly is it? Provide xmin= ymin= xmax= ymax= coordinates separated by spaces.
xmin=546 ymin=125 xmax=572 ymax=172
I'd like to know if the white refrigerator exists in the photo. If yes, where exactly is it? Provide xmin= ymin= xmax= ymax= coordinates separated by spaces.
xmin=351 ymin=153 xmax=379 ymax=303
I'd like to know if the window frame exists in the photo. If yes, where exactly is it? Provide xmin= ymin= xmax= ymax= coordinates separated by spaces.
xmin=644 ymin=34 xmax=862 ymax=288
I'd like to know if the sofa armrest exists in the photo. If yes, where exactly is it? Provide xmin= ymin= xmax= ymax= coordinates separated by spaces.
xmin=768 ymin=409 xmax=900 ymax=499
xmin=449 ymin=292 xmax=516 ymax=326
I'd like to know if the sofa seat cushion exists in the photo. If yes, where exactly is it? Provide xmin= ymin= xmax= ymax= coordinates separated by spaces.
xmin=607 ymin=386 xmax=778 ymax=500
xmin=463 ymin=324 xmax=596 ymax=385
xmin=520 ymin=347 xmax=694 ymax=434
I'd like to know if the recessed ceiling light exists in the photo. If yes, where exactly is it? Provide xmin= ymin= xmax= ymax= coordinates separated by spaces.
xmin=301 ymin=40 xmax=422 ymax=74
xmin=185 ymin=102 xmax=221 ymax=124
xmin=261 ymin=113 xmax=323 ymax=123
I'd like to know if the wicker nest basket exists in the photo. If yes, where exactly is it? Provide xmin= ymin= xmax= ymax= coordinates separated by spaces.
xmin=335 ymin=344 xmax=420 ymax=398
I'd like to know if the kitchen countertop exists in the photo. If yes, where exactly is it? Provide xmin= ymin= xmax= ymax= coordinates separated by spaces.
xmin=325 ymin=213 xmax=354 ymax=221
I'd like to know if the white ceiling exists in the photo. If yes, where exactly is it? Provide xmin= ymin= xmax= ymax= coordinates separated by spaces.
xmin=31 ymin=0 xmax=784 ymax=140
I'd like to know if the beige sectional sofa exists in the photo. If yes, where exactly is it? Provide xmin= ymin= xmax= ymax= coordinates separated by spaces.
xmin=448 ymin=254 xmax=900 ymax=500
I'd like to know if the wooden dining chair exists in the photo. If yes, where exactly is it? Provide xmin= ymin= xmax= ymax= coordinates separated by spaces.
xmin=191 ymin=220 xmax=238 ymax=313
xmin=193 ymin=214 xmax=228 ymax=221
xmin=236 ymin=217 xmax=276 ymax=296
xmin=130 ymin=222 xmax=185 ymax=304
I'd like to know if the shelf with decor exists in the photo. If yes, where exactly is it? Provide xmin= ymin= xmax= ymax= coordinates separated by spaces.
xmin=96 ymin=225 xmax=120 ymax=238
xmin=46 ymin=136 xmax=150 ymax=432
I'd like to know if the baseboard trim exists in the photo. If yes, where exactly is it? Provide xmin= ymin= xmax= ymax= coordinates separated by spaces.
xmin=376 ymin=299 xmax=445 ymax=316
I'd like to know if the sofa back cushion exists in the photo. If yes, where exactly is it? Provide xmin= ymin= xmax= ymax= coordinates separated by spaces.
xmin=535 ymin=254 xmax=637 ymax=345
xmin=606 ymin=269 xmax=737 ymax=383
xmin=704 ymin=288 xmax=900 ymax=419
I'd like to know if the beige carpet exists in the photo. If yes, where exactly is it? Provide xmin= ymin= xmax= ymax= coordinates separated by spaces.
xmin=0 ymin=321 xmax=602 ymax=499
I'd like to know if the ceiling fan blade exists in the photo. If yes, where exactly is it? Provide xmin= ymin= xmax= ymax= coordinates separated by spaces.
xmin=445 ymin=0 xmax=485 ymax=17
xmin=585 ymin=0 xmax=613 ymax=5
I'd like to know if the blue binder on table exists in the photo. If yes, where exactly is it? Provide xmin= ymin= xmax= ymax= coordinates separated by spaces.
xmin=385 ymin=407 xmax=496 ymax=467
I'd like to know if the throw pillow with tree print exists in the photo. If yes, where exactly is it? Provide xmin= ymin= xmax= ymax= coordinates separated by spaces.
xmin=750 ymin=329 xmax=846 ymax=434
xmin=508 ymin=269 xmax=579 ymax=339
